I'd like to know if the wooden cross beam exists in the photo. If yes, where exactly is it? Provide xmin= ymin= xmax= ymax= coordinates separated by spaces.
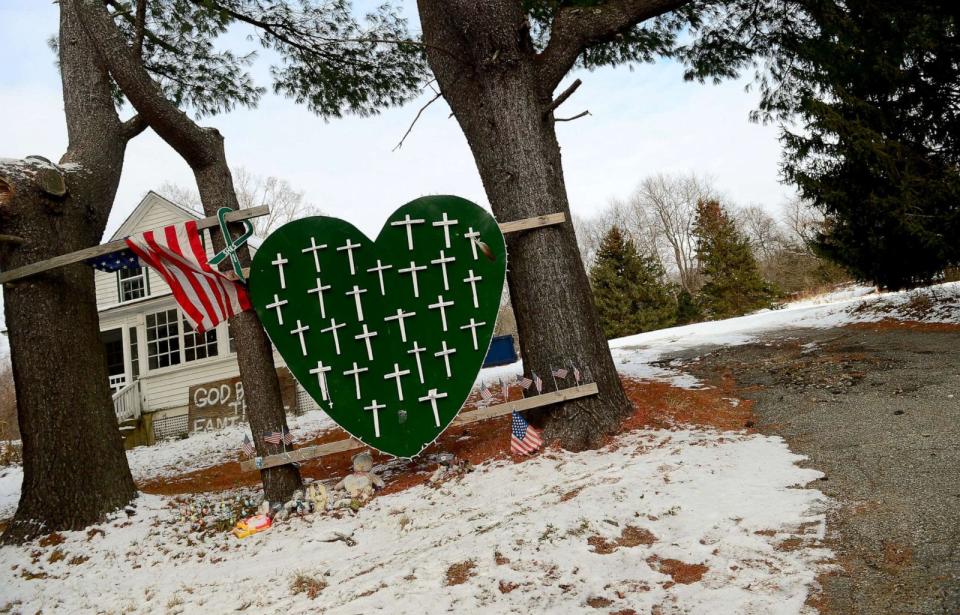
xmin=238 ymin=381 xmax=598 ymax=472
xmin=0 ymin=206 xmax=270 ymax=284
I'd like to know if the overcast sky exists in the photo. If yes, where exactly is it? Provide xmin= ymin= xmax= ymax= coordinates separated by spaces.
xmin=2 ymin=1 xmax=794 ymax=241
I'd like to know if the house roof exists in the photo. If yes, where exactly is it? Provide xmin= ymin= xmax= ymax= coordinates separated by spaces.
xmin=109 ymin=190 xmax=263 ymax=250
xmin=109 ymin=191 xmax=202 ymax=241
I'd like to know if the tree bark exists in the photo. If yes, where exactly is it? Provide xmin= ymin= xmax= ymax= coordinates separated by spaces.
xmin=73 ymin=0 xmax=301 ymax=501
xmin=417 ymin=0 xmax=634 ymax=448
xmin=0 ymin=2 xmax=138 ymax=543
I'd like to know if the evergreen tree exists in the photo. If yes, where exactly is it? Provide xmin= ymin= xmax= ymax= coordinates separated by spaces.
xmin=674 ymin=288 xmax=703 ymax=325
xmin=683 ymin=1 xmax=960 ymax=289
xmin=693 ymin=200 xmax=776 ymax=319
xmin=589 ymin=226 xmax=676 ymax=339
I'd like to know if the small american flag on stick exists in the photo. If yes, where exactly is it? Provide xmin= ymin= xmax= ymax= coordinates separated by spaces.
xmin=573 ymin=365 xmax=581 ymax=384
xmin=533 ymin=372 xmax=543 ymax=394
xmin=552 ymin=367 xmax=568 ymax=379
xmin=500 ymin=376 xmax=509 ymax=401
xmin=282 ymin=429 xmax=295 ymax=446
xmin=511 ymin=412 xmax=542 ymax=455
xmin=263 ymin=431 xmax=283 ymax=445
xmin=480 ymin=384 xmax=493 ymax=401
xmin=240 ymin=434 xmax=255 ymax=456
xmin=518 ymin=376 xmax=533 ymax=390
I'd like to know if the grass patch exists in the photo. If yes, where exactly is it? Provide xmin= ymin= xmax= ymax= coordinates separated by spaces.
xmin=290 ymin=572 xmax=327 ymax=599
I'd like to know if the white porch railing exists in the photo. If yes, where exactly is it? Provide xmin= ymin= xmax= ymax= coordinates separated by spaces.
xmin=113 ymin=379 xmax=142 ymax=423
xmin=108 ymin=374 xmax=127 ymax=393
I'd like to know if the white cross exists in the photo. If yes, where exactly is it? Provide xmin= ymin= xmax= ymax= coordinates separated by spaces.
xmin=307 ymin=276 xmax=331 ymax=318
xmin=464 ymin=227 xmax=481 ymax=260
xmin=301 ymin=237 xmax=327 ymax=272
xmin=418 ymin=388 xmax=448 ymax=428
xmin=337 ymin=239 xmax=361 ymax=275
xmin=366 ymin=259 xmax=393 ymax=295
xmin=430 ymin=250 xmax=456 ymax=291
xmin=265 ymin=294 xmax=288 ymax=325
xmin=434 ymin=341 xmax=457 ymax=378
xmin=460 ymin=318 xmax=487 ymax=350
xmin=271 ymin=253 xmax=289 ymax=289
xmin=408 ymin=342 xmax=427 ymax=384
xmin=432 ymin=212 xmax=459 ymax=249
xmin=345 ymin=285 xmax=368 ymax=321
xmin=363 ymin=399 xmax=386 ymax=438
xmin=463 ymin=270 xmax=483 ymax=309
xmin=290 ymin=320 xmax=310 ymax=356
xmin=309 ymin=361 xmax=332 ymax=401
xmin=390 ymin=214 xmax=426 ymax=251
xmin=321 ymin=318 xmax=346 ymax=355
xmin=398 ymin=260 xmax=427 ymax=298
xmin=354 ymin=323 xmax=378 ymax=361
xmin=383 ymin=362 xmax=411 ymax=401
xmin=383 ymin=308 xmax=415 ymax=342
xmin=428 ymin=294 xmax=455 ymax=331
xmin=344 ymin=362 xmax=368 ymax=400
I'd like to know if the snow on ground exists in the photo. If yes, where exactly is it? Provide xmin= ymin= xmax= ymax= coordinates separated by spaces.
xmin=611 ymin=282 xmax=960 ymax=387
xmin=0 ymin=428 xmax=830 ymax=615
xmin=127 ymin=409 xmax=334 ymax=482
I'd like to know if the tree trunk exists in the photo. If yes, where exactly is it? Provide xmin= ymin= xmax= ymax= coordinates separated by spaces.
xmin=72 ymin=0 xmax=301 ymax=501
xmin=0 ymin=2 xmax=138 ymax=543
xmin=418 ymin=0 xmax=633 ymax=449
xmin=194 ymin=156 xmax=303 ymax=502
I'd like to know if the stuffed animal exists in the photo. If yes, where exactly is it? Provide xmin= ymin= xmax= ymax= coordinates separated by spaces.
xmin=305 ymin=482 xmax=328 ymax=511
xmin=334 ymin=452 xmax=385 ymax=499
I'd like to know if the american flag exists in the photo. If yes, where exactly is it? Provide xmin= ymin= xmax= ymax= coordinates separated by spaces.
xmin=480 ymin=384 xmax=493 ymax=401
xmin=500 ymin=376 xmax=509 ymax=401
xmin=125 ymin=220 xmax=250 ymax=332
xmin=263 ymin=431 xmax=283 ymax=445
xmin=240 ymin=434 xmax=255 ymax=456
xmin=518 ymin=376 xmax=533 ymax=390
xmin=533 ymin=372 xmax=543 ymax=394
xmin=510 ymin=412 xmax=542 ymax=455
xmin=282 ymin=429 xmax=295 ymax=446
xmin=552 ymin=368 xmax=568 ymax=379
xmin=573 ymin=365 xmax=581 ymax=384
xmin=87 ymin=248 xmax=140 ymax=272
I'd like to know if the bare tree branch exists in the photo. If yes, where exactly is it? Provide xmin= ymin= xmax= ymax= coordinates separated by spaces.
xmin=536 ymin=0 xmax=692 ymax=94
xmin=133 ymin=0 xmax=146 ymax=58
xmin=119 ymin=114 xmax=147 ymax=141
xmin=543 ymin=78 xmax=582 ymax=117
xmin=555 ymin=110 xmax=590 ymax=122
xmin=393 ymin=91 xmax=442 ymax=151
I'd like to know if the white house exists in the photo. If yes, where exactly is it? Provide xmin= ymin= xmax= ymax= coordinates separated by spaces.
xmin=98 ymin=191 xmax=315 ymax=441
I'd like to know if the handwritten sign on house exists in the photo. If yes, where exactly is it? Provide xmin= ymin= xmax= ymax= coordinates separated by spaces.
xmin=188 ymin=368 xmax=297 ymax=434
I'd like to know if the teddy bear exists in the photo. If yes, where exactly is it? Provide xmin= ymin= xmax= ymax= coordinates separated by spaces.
xmin=334 ymin=451 xmax=385 ymax=500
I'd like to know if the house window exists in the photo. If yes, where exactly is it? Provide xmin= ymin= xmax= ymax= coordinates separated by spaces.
xmin=118 ymin=266 xmax=147 ymax=302
xmin=184 ymin=319 xmax=218 ymax=362
xmin=146 ymin=309 xmax=180 ymax=370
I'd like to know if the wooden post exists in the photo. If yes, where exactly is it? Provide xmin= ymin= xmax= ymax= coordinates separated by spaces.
xmin=0 ymin=206 xmax=270 ymax=284
xmin=238 ymin=382 xmax=598 ymax=472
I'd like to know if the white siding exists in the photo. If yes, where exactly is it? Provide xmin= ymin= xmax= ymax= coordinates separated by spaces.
xmin=142 ymin=355 xmax=241 ymax=413
xmin=96 ymin=195 xmax=198 ymax=311
xmin=97 ymin=192 xmax=289 ymax=416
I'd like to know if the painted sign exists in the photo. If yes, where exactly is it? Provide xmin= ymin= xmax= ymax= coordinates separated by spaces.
xmin=247 ymin=195 xmax=507 ymax=457
xmin=187 ymin=367 xmax=297 ymax=433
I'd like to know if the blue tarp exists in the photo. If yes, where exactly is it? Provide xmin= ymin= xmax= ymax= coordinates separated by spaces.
xmin=483 ymin=334 xmax=517 ymax=367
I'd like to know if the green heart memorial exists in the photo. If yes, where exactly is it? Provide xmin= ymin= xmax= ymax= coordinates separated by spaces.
xmin=249 ymin=195 xmax=507 ymax=457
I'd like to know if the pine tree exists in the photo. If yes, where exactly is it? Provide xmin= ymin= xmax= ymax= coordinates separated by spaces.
xmin=694 ymin=200 xmax=776 ymax=319
xmin=589 ymin=226 xmax=676 ymax=339
xmin=682 ymin=1 xmax=960 ymax=289
xmin=674 ymin=288 xmax=703 ymax=325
